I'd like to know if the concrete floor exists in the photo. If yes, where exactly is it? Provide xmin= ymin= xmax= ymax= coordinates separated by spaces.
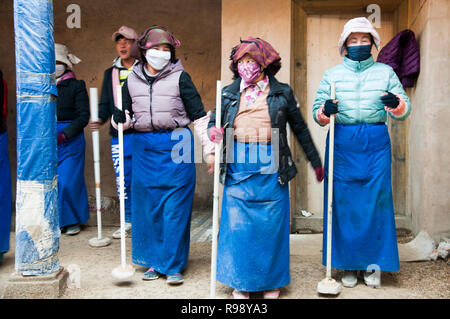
xmin=0 ymin=214 xmax=449 ymax=299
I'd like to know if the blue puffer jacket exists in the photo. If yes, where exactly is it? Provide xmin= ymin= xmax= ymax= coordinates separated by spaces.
xmin=313 ymin=56 xmax=411 ymax=125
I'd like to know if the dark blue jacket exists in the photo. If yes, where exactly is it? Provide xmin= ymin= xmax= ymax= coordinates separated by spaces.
xmin=208 ymin=76 xmax=322 ymax=185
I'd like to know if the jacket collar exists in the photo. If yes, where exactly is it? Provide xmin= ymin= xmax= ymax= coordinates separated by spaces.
xmin=343 ymin=55 xmax=375 ymax=72
xmin=224 ymin=75 xmax=284 ymax=99
xmin=113 ymin=57 xmax=138 ymax=70
xmin=240 ymin=76 xmax=269 ymax=92
xmin=56 ymin=71 xmax=76 ymax=86
xmin=267 ymin=75 xmax=284 ymax=95
xmin=223 ymin=77 xmax=242 ymax=98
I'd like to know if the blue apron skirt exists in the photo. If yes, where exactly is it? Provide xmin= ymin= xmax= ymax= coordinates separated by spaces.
xmin=57 ymin=121 xmax=89 ymax=228
xmin=111 ymin=134 xmax=133 ymax=223
xmin=131 ymin=128 xmax=195 ymax=275
xmin=0 ymin=131 xmax=12 ymax=253
xmin=217 ymin=141 xmax=290 ymax=292
xmin=322 ymin=123 xmax=400 ymax=271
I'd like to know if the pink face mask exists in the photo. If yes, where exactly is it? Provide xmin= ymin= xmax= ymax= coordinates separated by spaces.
xmin=237 ymin=62 xmax=262 ymax=84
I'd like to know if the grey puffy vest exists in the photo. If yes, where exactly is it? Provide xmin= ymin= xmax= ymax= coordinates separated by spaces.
xmin=127 ymin=60 xmax=191 ymax=131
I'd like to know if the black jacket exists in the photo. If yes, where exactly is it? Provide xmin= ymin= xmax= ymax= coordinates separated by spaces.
xmin=208 ymin=76 xmax=322 ymax=185
xmin=56 ymin=78 xmax=90 ymax=139
xmin=98 ymin=66 xmax=134 ymax=137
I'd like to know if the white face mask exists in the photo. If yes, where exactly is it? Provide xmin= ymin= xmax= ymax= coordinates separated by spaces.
xmin=145 ymin=49 xmax=171 ymax=71
xmin=55 ymin=64 xmax=66 ymax=78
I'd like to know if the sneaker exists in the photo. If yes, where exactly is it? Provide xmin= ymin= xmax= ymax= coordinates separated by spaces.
xmin=64 ymin=224 xmax=81 ymax=236
xmin=263 ymin=289 xmax=280 ymax=299
xmin=142 ymin=268 xmax=160 ymax=281
xmin=341 ymin=270 xmax=358 ymax=288
xmin=232 ymin=289 xmax=249 ymax=299
xmin=364 ymin=270 xmax=381 ymax=288
xmin=112 ymin=222 xmax=131 ymax=239
xmin=166 ymin=273 xmax=184 ymax=285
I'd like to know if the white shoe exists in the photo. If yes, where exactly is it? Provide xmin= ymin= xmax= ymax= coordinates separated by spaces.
xmin=341 ymin=270 xmax=358 ymax=288
xmin=232 ymin=289 xmax=249 ymax=299
xmin=65 ymin=225 xmax=81 ymax=236
xmin=364 ymin=270 xmax=381 ymax=288
xmin=112 ymin=222 xmax=131 ymax=239
xmin=263 ymin=289 xmax=280 ymax=299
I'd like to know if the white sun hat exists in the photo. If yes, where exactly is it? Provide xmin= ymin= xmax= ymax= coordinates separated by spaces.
xmin=338 ymin=17 xmax=380 ymax=56
xmin=55 ymin=43 xmax=81 ymax=69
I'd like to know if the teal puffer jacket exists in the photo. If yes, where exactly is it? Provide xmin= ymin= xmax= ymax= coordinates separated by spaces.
xmin=313 ymin=56 xmax=411 ymax=125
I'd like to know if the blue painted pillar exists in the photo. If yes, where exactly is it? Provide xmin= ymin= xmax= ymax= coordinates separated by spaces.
xmin=13 ymin=0 xmax=60 ymax=275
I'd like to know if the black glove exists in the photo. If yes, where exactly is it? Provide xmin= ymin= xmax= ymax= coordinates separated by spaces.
xmin=113 ymin=106 xmax=126 ymax=124
xmin=381 ymin=92 xmax=399 ymax=109
xmin=323 ymin=99 xmax=338 ymax=117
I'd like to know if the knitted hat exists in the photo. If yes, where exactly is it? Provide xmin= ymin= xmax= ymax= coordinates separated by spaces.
xmin=338 ymin=17 xmax=380 ymax=56
xmin=137 ymin=26 xmax=180 ymax=50
xmin=131 ymin=26 xmax=180 ymax=62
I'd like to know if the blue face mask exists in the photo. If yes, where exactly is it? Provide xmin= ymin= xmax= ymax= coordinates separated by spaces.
xmin=346 ymin=44 xmax=372 ymax=61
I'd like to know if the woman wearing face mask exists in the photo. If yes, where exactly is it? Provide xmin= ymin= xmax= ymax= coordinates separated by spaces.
xmin=112 ymin=26 xmax=213 ymax=285
xmin=207 ymin=37 xmax=324 ymax=299
xmin=312 ymin=17 xmax=411 ymax=289
xmin=55 ymin=43 xmax=90 ymax=236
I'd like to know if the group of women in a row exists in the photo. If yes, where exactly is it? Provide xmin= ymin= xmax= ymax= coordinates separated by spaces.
xmin=0 ymin=16 xmax=410 ymax=299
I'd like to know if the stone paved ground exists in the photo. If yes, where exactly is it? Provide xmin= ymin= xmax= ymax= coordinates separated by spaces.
xmin=1 ymin=223 xmax=448 ymax=300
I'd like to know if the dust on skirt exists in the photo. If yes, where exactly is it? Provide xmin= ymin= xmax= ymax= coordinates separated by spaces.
xmin=0 ymin=131 xmax=12 ymax=253
xmin=217 ymin=141 xmax=290 ymax=292
xmin=57 ymin=121 xmax=89 ymax=228
xmin=131 ymin=128 xmax=196 ymax=275
xmin=322 ymin=123 xmax=400 ymax=271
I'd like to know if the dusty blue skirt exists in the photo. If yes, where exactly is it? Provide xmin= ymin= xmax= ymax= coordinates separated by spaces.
xmin=57 ymin=121 xmax=89 ymax=228
xmin=322 ymin=123 xmax=400 ymax=271
xmin=217 ymin=141 xmax=290 ymax=292
xmin=131 ymin=128 xmax=195 ymax=275
xmin=0 ymin=131 xmax=12 ymax=253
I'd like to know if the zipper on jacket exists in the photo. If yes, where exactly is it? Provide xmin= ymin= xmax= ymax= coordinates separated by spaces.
xmin=149 ymin=82 xmax=155 ymax=130
xmin=357 ymin=71 xmax=361 ymax=122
